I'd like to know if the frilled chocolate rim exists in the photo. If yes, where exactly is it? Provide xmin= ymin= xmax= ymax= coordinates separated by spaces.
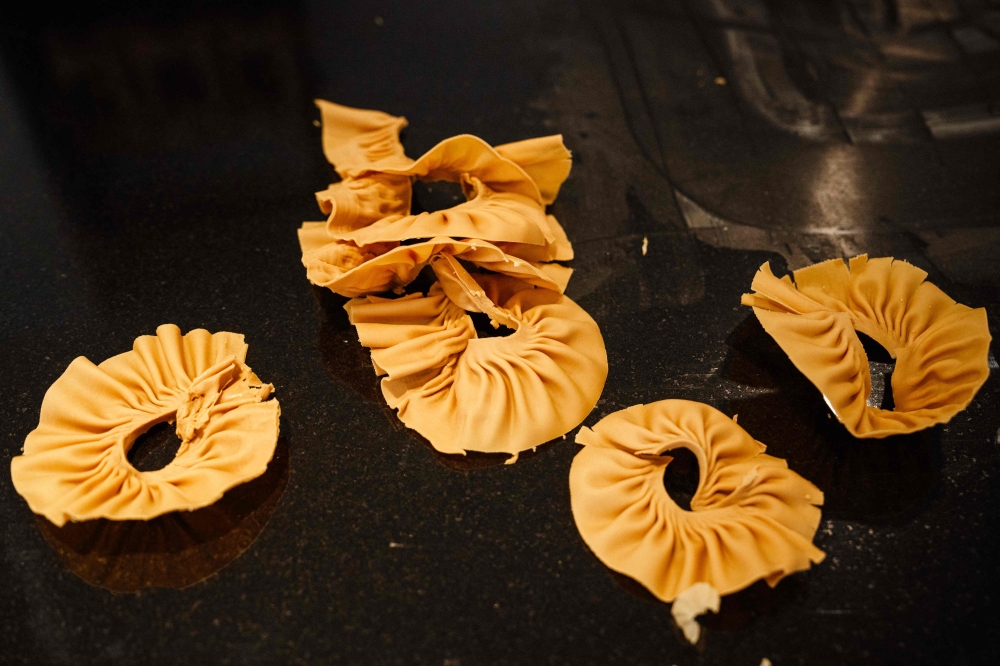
xmin=11 ymin=325 xmax=280 ymax=526
xmin=570 ymin=400 xmax=825 ymax=602
xmin=742 ymin=256 xmax=991 ymax=438
xmin=347 ymin=272 xmax=608 ymax=459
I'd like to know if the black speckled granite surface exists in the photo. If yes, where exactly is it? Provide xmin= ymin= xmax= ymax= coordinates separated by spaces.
xmin=2 ymin=1 xmax=999 ymax=664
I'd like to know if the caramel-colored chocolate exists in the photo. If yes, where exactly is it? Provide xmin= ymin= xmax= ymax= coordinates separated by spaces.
xmin=11 ymin=325 xmax=280 ymax=526
xmin=742 ymin=255 xmax=991 ymax=437
xmin=300 ymin=100 xmax=575 ymax=297
xmin=347 ymin=272 xmax=607 ymax=458
xmin=570 ymin=400 xmax=824 ymax=602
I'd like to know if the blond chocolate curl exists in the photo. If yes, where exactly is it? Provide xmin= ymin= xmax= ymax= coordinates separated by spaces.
xmin=570 ymin=400 xmax=824 ymax=602
xmin=328 ymin=177 xmax=559 ymax=250
xmin=297 ymin=232 xmax=572 ymax=298
xmin=320 ymin=134 xmax=571 ymax=255
xmin=301 ymin=100 xmax=575 ymax=288
xmin=347 ymin=273 xmax=608 ymax=458
xmin=316 ymin=175 xmax=413 ymax=235
xmin=302 ymin=101 xmax=606 ymax=459
xmin=11 ymin=325 xmax=280 ymax=526
xmin=315 ymin=99 xmax=411 ymax=176
xmin=742 ymin=255 xmax=991 ymax=438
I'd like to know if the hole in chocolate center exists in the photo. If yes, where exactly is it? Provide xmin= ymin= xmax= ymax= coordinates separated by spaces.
xmin=857 ymin=331 xmax=895 ymax=409
xmin=468 ymin=311 xmax=515 ymax=338
xmin=128 ymin=421 xmax=182 ymax=472
xmin=663 ymin=447 xmax=700 ymax=511
xmin=411 ymin=180 xmax=465 ymax=214
xmin=856 ymin=331 xmax=893 ymax=364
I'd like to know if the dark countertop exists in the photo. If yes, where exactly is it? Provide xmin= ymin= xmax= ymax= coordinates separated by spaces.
xmin=2 ymin=1 xmax=999 ymax=664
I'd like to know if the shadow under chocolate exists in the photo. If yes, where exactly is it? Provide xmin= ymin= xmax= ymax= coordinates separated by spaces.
xmin=596 ymin=510 xmax=805 ymax=636
xmin=721 ymin=314 xmax=942 ymax=525
xmin=36 ymin=436 xmax=290 ymax=593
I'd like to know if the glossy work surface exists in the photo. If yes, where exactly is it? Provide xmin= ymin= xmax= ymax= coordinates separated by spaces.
xmin=2 ymin=1 xmax=998 ymax=664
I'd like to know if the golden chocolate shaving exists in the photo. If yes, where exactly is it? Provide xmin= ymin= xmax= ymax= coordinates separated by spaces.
xmin=346 ymin=272 xmax=607 ymax=458
xmin=570 ymin=400 xmax=824 ymax=602
xmin=297 ymin=232 xmax=572 ymax=298
xmin=11 ymin=325 xmax=280 ymax=526
xmin=320 ymin=134 xmax=570 ymax=254
xmin=303 ymin=101 xmax=607 ymax=458
xmin=301 ymin=100 xmax=575 ymax=288
xmin=742 ymin=255 xmax=991 ymax=438
xmin=315 ymin=99 xmax=410 ymax=176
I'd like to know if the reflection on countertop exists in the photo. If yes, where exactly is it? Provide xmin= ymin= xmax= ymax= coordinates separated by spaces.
xmin=36 ymin=437 xmax=290 ymax=593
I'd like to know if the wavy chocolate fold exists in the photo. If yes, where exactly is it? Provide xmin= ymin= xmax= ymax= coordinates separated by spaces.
xmin=11 ymin=325 xmax=280 ymax=526
xmin=571 ymin=400 xmax=824 ymax=601
xmin=347 ymin=272 xmax=607 ymax=458
xmin=742 ymin=255 xmax=991 ymax=437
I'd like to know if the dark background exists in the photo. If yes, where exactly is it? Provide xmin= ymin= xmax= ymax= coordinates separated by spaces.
xmin=2 ymin=1 xmax=999 ymax=664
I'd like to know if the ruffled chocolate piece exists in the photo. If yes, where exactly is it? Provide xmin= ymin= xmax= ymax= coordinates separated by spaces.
xmin=11 ymin=325 xmax=280 ymax=526
xmin=315 ymin=99 xmax=411 ymax=176
xmin=570 ymin=400 xmax=824 ymax=602
xmin=742 ymin=255 xmax=991 ymax=437
xmin=329 ymin=177 xmax=559 ymax=251
xmin=346 ymin=272 xmax=607 ymax=458
xmin=303 ymin=101 xmax=606 ymax=458
xmin=298 ymin=232 xmax=571 ymax=299
xmin=301 ymin=100 xmax=574 ymax=283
